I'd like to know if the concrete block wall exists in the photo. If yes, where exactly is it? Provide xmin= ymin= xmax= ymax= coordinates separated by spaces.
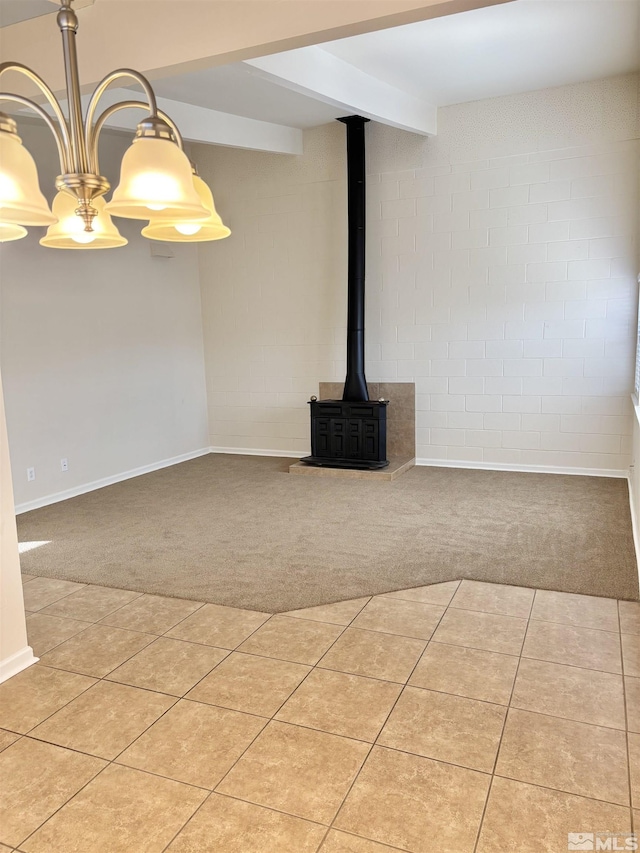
xmin=195 ymin=73 xmax=640 ymax=474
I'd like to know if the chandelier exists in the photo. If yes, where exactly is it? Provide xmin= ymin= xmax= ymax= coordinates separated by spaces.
xmin=0 ymin=0 xmax=230 ymax=249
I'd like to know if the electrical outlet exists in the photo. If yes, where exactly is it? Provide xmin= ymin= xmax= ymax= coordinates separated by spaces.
xmin=27 ymin=467 xmax=35 ymax=482
xmin=61 ymin=458 xmax=69 ymax=472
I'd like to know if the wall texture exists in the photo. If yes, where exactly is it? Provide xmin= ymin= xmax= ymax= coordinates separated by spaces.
xmin=0 ymin=124 xmax=210 ymax=509
xmin=196 ymin=127 xmax=348 ymax=456
xmin=196 ymin=73 xmax=640 ymax=473
xmin=0 ymin=372 xmax=34 ymax=681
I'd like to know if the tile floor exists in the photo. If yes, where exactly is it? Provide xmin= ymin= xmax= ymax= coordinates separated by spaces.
xmin=1 ymin=574 xmax=639 ymax=852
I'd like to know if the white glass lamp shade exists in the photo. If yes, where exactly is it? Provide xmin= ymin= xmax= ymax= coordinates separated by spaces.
xmin=0 ymin=129 xmax=56 ymax=226
xmin=40 ymin=192 xmax=127 ymax=249
xmin=0 ymin=222 xmax=27 ymax=242
xmin=105 ymin=137 xmax=209 ymax=221
xmin=141 ymin=175 xmax=231 ymax=242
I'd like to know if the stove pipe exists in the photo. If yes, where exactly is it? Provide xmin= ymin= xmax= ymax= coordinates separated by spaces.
xmin=338 ymin=115 xmax=370 ymax=403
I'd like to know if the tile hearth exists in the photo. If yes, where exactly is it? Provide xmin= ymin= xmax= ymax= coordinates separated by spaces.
xmin=0 ymin=575 xmax=638 ymax=852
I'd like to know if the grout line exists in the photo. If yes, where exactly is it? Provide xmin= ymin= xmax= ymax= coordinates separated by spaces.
xmin=159 ymin=602 xmax=370 ymax=852
xmin=317 ymin=826 xmax=408 ymax=852
xmin=320 ymin=596 xmax=454 ymax=847
xmin=7 ymin=583 xmax=637 ymax=851
xmin=14 ymin=747 xmax=112 ymax=850
xmin=490 ymin=771 xmax=632 ymax=810
xmin=528 ymin=616 xmax=624 ymax=635
xmin=472 ymin=591 xmax=531 ymax=853
xmin=14 ymin=665 xmax=99 ymax=738
xmin=22 ymin=584 xmax=91 ymax=614
xmin=519 ymin=652 xmax=622 ymax=677
xmin=38 ymin=585 xmax=146 ymax=621
xmin=619 ymin=600 xmax=636 ymax=832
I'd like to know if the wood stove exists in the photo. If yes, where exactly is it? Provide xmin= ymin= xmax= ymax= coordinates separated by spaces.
xmin=301 ymin=116 xmax=389 ymax=471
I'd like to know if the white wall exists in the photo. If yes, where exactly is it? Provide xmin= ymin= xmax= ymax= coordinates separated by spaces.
xmin=0 ymin=371 xmax=35 ymax=682
xmin=0 ymin=123 xmax=210 ymax=509
xmin=195 ymin=127 xmax=348 ymax=455
xmin=196 ymin=73 xmax=640 ymax=474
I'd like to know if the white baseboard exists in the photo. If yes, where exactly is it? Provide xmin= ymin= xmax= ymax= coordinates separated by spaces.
xmin=15 ymin=447 xmax=212 ymax=514
xmin=0 ymin=646 xmax=38 ymax=684
xmin=210 ymin=446 xmax=305 ymax=459
xmin=416 ymin=458 xmax=629 ymax=479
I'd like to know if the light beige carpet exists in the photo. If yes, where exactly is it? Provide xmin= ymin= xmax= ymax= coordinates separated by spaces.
xmin=17 ymin=454 xmax=639 ymax=612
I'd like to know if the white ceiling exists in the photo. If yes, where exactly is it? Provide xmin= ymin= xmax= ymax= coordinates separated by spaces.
xmin=4 ymin=0 xmax=640 ymax=152
xmin=0 ymin=0 xmax=93 ymax=28
xmin=148 ymin=64 xmax=340 ymax=130
xmin=0 ymin=0 xmax=56 ymax=27
xmin=323 ymin=0 xmax=640 ymax=107
xmin=147 ymin=0 xmax=640 ymax=130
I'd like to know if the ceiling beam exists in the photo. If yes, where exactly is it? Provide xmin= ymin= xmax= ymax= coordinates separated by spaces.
xmin=153 ymin=97 xmax=303 ymax=155
xmin=2 ymin=0 xmax=515 ymax=99
xmin=23 ymin=88 xmax=303 ymax=154
xmin=244 ymin=47 xmax=437 ymax=136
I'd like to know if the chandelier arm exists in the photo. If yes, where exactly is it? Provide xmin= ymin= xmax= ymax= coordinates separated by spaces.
xmin=156 ymin=109 xmax=184 ymax=150
xmin=84 ymin=69 xmax=158 ymax=153
xmin=0 ymin=92 xmax=69 ymax=173
xmin=90 ymin=101 xmax=184 ymax=174
xmin=0 ymin=62 xmax=72 ymax=170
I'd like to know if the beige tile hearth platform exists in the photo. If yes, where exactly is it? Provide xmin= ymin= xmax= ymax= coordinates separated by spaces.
xmin=2 ymin=575 xmax=638 ymax=852
xmin=289 ymin=455 xmax=415 ymax=481
xmin=290 ymin=382 xmax=416 ymax=481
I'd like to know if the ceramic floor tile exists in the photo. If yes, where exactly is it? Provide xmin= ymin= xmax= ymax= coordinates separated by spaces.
xmin=378 ymin=686 xmax=506 ymax=773
xmin=351 ymin=598 xmax=444 ymax=641
xmin=41 ymin=585 xmax=142 ymax=622
xmin=276 ymin=668 xmax=402 ymax=742
xmin=165 ymin=793 xmax=327 ymax=853
xmin=320 ymin=832 xmax=403 ymax=852
xmin=25 ymin=613 xmax=90 ymax=657
xmin=118 ymin=699 xmax=266 ymax=789
xmin=21 ymin=763 xmax=206 ymax=853
xmin=0 ymin=665 xmax=95 ymax=733
xmin=531 ymin=590 xmax=620 ymax=632
xmin=334 ymin=745 xmax=490 ymax=853
xmin=217 ymin=720 xmax=370 ymax=824
xmin=166 ymin=603 xmax=271 ymax=648
xmin=432 ymin=608 xmax=527 ymax=655
xmin=522 ymin=621 xmax=622 ymax=673
xmin=0 ymin=738 xmax=105 ymax=849
xmin=284 ymin=597 xmax=370 ymax=626
xmin=186 ymin=652 xmax=311 ymax=717
xmin=318 ymin=628 xmax=426 ymax=683
xmin=30 ymin=680 xmax=175 ymax=760
xmin=39 ymin=623 xmax=154 ymax=677
xmin=626 ymin=677 xmax=640 ymax=732
xmin=107 ymin=637 xmax=228 ymax=696
xmin=511 ymin=657 xmax=626 ymax=729
xmin=21 ymin=574 xmax=36 ymax=583
xmin=0 ymin=730 xmax=19 ymax=752
xmin=476 ymin=776 xmax=633 ymax=853
xmin=22 ymin=578 xmax=86 ymax=612
xmin=100 ymin=594 xmax=203 ymax=634
xmin=382 ymin=580 xmax=460 ymax=607
xmin=496 ymin=708 xmax=629 ymax=805
xmin=450 ymin=580 xmax=534 ymax=618
xmin=622 ymin=633 xmax=640 ymax=677
xmin=619 ymin=601 xmax=640 ymax=636
xmin=629 ymin=732 xmax=640 ymax=809
xmin=238 ymin=616 xmax=343 ymax=666
xmin=409 ymin=642 xmax=518 ymax=705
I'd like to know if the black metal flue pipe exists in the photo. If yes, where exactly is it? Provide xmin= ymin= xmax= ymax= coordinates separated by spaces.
xmin=338 ymin=115 xmax=370 ymax=403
